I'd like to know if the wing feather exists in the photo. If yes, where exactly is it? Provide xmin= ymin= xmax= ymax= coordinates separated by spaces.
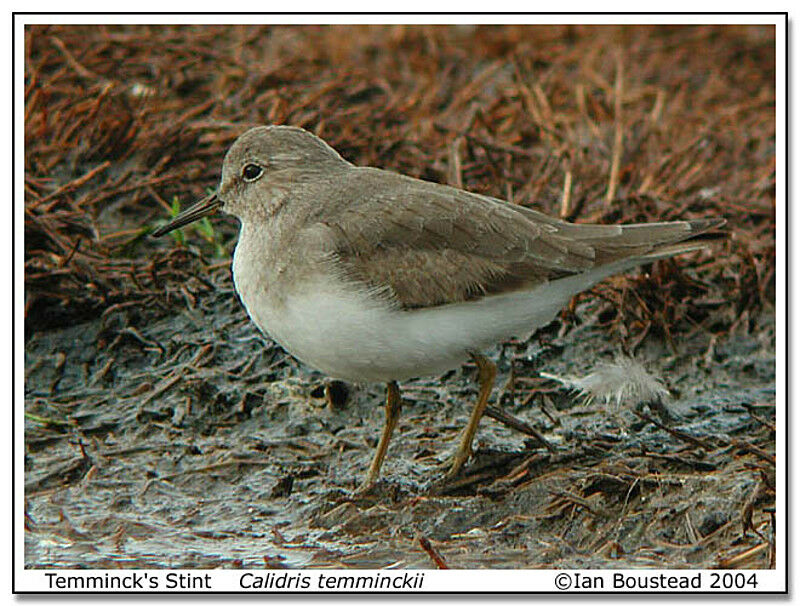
xmin=301 ymin=167 xmax=723 ymax=310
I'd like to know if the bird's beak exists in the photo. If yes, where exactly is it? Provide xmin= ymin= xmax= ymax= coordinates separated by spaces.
xmin=151 ymin=192 xmax=223 ymax=237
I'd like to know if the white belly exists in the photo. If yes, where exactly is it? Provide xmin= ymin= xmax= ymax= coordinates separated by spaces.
xmin=233 ymin=271 xmax=575 ymax=383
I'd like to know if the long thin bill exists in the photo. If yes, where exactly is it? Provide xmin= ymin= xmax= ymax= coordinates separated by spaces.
xmin=151 ymin=192 xmax=223 ymax=237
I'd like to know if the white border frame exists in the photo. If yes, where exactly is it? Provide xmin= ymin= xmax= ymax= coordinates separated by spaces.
xmin=10 ymin=12 xmax=787 ymax=596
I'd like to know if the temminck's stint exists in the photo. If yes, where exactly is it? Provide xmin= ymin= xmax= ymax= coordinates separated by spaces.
xmin=153 ymin=125 xmax=725 ymax=490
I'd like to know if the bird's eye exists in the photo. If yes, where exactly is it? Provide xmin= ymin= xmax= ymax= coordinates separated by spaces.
xmin=242 ymin=163 xmax=263 ymax=182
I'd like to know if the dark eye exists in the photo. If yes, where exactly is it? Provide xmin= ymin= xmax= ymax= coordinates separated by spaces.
xmin=242 ymin=163 xmax=263 ymax=182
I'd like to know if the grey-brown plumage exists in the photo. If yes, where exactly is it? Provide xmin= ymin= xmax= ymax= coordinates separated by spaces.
xmin=152 ymin=125 xmax=726 ymax=489
xmin=306 ymin=167 xmax=723 ymax=309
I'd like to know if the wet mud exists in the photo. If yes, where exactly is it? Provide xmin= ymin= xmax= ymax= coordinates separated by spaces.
xmin=25 ymin=286 xmax=775 ymax=569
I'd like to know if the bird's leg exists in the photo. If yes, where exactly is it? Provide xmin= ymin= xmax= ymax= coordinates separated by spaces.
xmin=357 ymin=381 xmax=402 ymax=491
xmin=445 ymin=353 xmax=497 ymax=479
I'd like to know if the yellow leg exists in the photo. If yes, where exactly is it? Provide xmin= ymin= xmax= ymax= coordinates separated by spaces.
xmin=446 ymin=353 xmax=497 ymax=479
xmin=358 ymin=381 xmax=402 ymax=491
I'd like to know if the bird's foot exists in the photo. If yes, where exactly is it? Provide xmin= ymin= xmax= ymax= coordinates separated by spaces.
xmin=353 ymin=477 xmax=379 ymax=496
xmin=442 ymin=445 xmax=473 ymax=481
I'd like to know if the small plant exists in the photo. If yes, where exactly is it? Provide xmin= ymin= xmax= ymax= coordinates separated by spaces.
xmin=166 ymin=196 xmax=186 ymax=246
xmin=158 ymin=194 xmax=227 ymax=258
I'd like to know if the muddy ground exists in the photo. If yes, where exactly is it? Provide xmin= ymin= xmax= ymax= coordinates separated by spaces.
xmin=24 ymin=24 xmax=776 ymax=570
xmin=25 ymin=289 xmax=776 ymax=569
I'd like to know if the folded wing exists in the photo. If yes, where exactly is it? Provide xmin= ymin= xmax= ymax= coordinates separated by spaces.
xmin=305 ymin=167 xmax=724 ymax=310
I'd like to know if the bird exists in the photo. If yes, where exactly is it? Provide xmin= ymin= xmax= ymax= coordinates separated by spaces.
xmin=152 ymin=125 xmax=725 ymax=491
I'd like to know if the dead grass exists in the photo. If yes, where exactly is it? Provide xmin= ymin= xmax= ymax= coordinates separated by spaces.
xmin=24 ymin=24 xmax=775 ymax=343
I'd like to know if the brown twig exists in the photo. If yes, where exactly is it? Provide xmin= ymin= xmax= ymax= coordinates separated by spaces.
xmin=484 ymin=404 xmax=556 ymax=452
xmin=418 ymin=536 xmax=449 ymax=569
xmin=633 ymin=410 xmax=714 ymax=451
xmin=729 ymin=438 xmax=775 ymax=466
xmin=560 ymin=169 xmax=573 ymax=218
xmin=605 ymin=50 xmax=625 ymax=205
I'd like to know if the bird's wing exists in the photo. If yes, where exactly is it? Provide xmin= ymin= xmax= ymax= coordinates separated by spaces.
xmin=304 ymin=167 xmax=723 ymax=310
xmin=302 ymin=168 xmax=592 ymax=310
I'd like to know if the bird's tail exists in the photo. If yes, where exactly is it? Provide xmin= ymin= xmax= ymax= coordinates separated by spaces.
xmin=638 ymin=218 xmax=728 ymax=261
xmin=571 ymin=217 xmax=728 ymax=265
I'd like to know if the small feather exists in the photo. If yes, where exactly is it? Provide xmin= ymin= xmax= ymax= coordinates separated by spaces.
xmin=541 ymin=356 xmax=669 ymax=409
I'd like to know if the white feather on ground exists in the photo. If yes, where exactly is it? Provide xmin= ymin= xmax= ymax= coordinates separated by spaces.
xmin=540 ymin=356 xmax=670 ymax=409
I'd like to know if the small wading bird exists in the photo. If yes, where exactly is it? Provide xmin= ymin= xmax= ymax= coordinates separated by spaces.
xmin=153 ymin=125 xmax=725 ymax=491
